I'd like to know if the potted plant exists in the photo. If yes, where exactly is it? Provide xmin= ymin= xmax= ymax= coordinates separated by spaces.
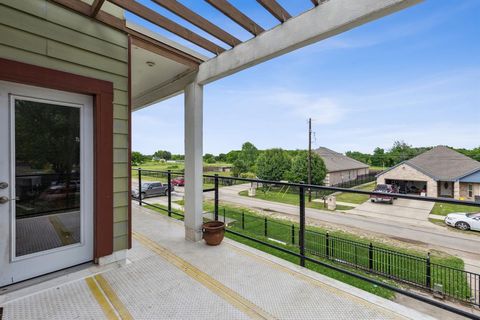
xmin=202 ymin=221 xmax=225 ymax=245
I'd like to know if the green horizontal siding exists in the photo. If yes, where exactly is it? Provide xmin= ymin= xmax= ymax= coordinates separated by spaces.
xmin=0 ymin=1 xmax=130 ymax=252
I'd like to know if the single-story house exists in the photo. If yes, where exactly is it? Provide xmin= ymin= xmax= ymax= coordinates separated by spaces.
xmin=314 ymin=147 xmax=370 ymax=186
xmin=376 ymin=146 xmax=480 ymax=200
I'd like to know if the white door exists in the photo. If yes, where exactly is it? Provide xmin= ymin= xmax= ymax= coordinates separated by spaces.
xmin=0 ymin=81 xmax=94 ymax=287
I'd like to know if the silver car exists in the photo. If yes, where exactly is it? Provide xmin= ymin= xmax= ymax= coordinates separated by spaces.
xmin=132 ymin=182 xmax=173 ymax=199
xmin=444 ymin=212 xmax=480 ymax=231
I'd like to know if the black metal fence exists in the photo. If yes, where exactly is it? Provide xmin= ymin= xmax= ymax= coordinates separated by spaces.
xmin=331 ymin=172 xmax=377 ymax=189
xmin=132 ymin=169 xmax=480 ymax=318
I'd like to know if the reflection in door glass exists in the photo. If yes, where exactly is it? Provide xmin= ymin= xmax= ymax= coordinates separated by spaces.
xmin=15 ymin=99 xmax=81 ymax=257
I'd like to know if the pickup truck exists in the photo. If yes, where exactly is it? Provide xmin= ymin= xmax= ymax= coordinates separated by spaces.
xmin=370 ymin=184 xmax=397 ymax=204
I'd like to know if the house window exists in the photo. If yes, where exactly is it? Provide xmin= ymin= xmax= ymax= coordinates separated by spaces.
xmin=468 ymin=184 xmax=473 ymax=198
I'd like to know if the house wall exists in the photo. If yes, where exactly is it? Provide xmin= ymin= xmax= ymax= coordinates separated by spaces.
xmin=0 ymin=0 xmax=130 ymax=252
xmin=326 ymin=168 xmax=369 ymax=186
xmin=459 ymin=182 xmax=480 ymax=201
xmin=439 ymin=181 xmax=454 ymax=197
xmin=376 ymin=163 xmax=437 ymax=197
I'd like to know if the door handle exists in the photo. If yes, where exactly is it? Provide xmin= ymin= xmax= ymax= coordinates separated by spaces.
xmin=0 ymin=196 xmax=9 ymax=204
xmin=0 ymin=182 xmax=7 ymax=189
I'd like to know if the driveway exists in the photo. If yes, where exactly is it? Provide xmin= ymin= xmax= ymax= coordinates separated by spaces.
xmin=348 ymin=198 xmax=434 ymax=226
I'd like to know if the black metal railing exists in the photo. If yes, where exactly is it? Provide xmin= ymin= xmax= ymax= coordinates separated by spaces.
xmin=132 ymin=168 xmax=480 ymax=319
xmin=330 ymin=172 xmax=377 ymax=188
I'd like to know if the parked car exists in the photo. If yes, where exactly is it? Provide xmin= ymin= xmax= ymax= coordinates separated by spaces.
xmin=370 ymin=184 xmax=397 ymax=204
xmin=171 ymin=176 xmax=185 ymax=186
xmin=131 ymin=182 xmax=173 ymax=199
xmin=444 ymin=212 xmax=480 ymax=231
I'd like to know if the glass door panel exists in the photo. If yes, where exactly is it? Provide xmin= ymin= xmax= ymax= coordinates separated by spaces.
xmin=14 ymin=99 xmax=81 ymax=257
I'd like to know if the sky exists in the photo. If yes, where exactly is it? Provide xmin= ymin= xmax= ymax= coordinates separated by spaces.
xmin=131 ymin=0 xmax=480 ymax=155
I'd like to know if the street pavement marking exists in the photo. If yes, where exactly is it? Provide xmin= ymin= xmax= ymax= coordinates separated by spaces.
xmin=133 ymin=231 xmax=276 ymax=320
xmin=85 ymin=277 xmax=118 ymax=320
xmin=95 ymin=274 xmax=134 ymax=320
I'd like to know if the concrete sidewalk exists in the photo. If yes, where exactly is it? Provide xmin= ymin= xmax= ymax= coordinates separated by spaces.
xmin=1 ymin=204 xmax=436 ymax=320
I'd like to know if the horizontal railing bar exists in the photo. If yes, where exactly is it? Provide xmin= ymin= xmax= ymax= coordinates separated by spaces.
xmin=134 ymin=168 xmax=480 ymax=207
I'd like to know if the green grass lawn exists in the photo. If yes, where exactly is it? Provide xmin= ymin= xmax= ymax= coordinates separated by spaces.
xmin=369 ymin=166 xmax=388 ymax=171
xmin=238 ymin=189 xmax=354 ymax=211
xmin=132 ymin=161 xmax=234 ymax=183
xmin=145 ymin=201 xmax=468 ymax=302
xmin=430 ymin=202 xmax=480 ymax=216
xmin=335 ymin=182 xmax=376 ymax=204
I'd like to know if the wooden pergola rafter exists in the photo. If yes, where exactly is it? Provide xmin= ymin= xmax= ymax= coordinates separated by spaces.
xmin=205 ymin=0 xmax=265 ymax=36
xmin=151 ymin=0 xmax=241 ymax=47
xmin=256 ymin=0 xmax=291 ymax=23
xmin=49 ymin=0 xmax=323 ymax=62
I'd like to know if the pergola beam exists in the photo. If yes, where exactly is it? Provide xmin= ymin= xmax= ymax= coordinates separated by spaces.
xmin=108 ymin=0 xmax=225 ymax=54
xmin=151 ymin=0 xmax=241 ymax=47
xmin=256 ymin=0 xmax=291 ymax=22
xmin=49 ymin=0 xmax=203 ymax=66
xmin=90 ymin=0 xmax=106 ymax=17
xmin=197 ymin=0 xmax=423 ymax=84
xmin=205 ymin=0 xmax=265 ymax=36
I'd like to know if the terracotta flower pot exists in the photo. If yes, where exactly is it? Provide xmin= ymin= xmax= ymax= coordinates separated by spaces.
xmin=202 ymin=221 xmax=225 ymax=246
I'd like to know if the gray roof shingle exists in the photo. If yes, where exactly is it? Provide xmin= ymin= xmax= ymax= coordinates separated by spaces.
xmin=405 ymin=146 xmax=480 ymax=181
xmin=314 ymin=147 xmax=369 ymax=173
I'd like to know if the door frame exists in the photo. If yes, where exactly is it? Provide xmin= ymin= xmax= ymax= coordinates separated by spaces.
xmin=0 ymin=58 xmax=114 ymax=259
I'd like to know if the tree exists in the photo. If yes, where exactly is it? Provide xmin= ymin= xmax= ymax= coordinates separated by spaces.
xmin=346 ymin=151 xmax=370 ymax=165
xmin=203 ymin=153 xmax=216 ymax=164
xmin=239 ymin=142 xmax=259 ymax=171
xmin=287 ymin=151 xmax=326 ymax=185
xmin=153 ymin=150 xmax=172 ymax=160
xmin=232 ymin=159 xmax=248 ymax=177
xmin=255 ymin=148 xmax=291 ymax=181
xmin=225 ymin=150 xmax=241 ymax=163
xmin=131 ymin=151 xmax=147 ymax=166
xmin=171 ymin=154 xmax=184 ymax=160
xmin=215 ymin=153 xmax=227 ymax=162
xmin=370 ymin=147 xmax=386 ymax=167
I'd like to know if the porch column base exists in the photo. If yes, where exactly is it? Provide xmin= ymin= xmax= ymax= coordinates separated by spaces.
xmin=96 ymin=249 xmax=128 ymax=266
xmin=185 ymin=226 xmax=203 ymax=242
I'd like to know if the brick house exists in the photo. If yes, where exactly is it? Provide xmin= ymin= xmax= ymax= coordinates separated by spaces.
xmin=376 ymin=146 xmax=480 ymax=200
xmin=314 ymin=147 xmax=370 ymax=186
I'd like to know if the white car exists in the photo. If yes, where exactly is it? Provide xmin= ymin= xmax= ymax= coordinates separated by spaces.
xmin=444 ymin=212 xmax=480 ymax=231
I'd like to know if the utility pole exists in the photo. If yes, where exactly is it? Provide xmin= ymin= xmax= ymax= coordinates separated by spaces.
xmin=308 ymin=118 xmax=312 ymax=202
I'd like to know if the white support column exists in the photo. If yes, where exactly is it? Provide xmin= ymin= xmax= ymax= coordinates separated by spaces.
xmin=184 ymin=81 xmax=203 ymax=241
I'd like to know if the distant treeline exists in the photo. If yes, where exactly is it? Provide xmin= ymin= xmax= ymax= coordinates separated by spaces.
xmin=345 ymin=141 xmax=480 ymax=167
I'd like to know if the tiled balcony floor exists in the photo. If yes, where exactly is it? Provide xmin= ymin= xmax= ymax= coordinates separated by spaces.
xmin=0 ymin=205 xmax=435 ymax=319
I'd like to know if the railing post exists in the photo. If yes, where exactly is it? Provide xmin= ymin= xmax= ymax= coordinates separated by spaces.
xmin=426 ymin=252 xmax=431 ymax=288
xmin=167 ymin=170 xmax=172 ymax=217
xmin=291 ymin=224 xmax=295 ymax=245
xmin=214 ymin=174 xmax=219 ymax=221
xmin=223 ymin=207 xmax=226 ymax=223
xmin=325 ymin=232 xmax=330 ymax=259
xmin=369 ymin=242 xmax=373 ymax=271
xmin=138 ymin=168 xmax=142 ymax=206
xmin=242 ymin=211 xmax=245 ymax=230
xmin=299 ymin=183 xmax=306 ymax=267
xmin=264 ymin=217 xmax=268 ymax=237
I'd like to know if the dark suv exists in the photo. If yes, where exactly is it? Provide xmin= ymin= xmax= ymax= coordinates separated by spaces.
xmin=132 ymin=182 xmax=173 ymax=199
